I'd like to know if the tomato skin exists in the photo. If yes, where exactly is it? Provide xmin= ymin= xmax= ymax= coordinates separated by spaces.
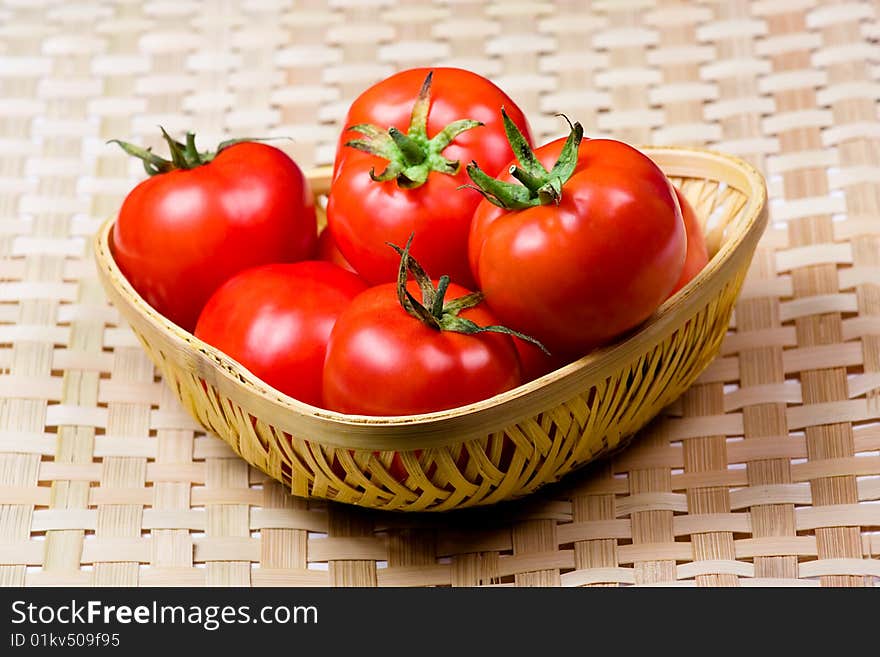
xmin=112 ymin=142 xmax=317 ymax=332
xmin=469 ymin=138 xmax=686 ymax=359
xmin=327 ymin=67 xmax=532 ymax=287
xmin=515 ymin=338 xmax=568 ymax=383
xmin=317 ymin=226 xmax=355 ymax=273
xmin=194 ymin=261 xmax=367 ymax=407
xmin=322 ymin=281 xmax=522 ymax=416
xmin=329 ymin=166 xmax=481 ymax=286
xmin=668 ymin=187 xmax=709 ymax=296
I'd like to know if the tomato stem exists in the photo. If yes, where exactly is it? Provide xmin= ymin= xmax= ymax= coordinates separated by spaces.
xmin=387 ymin=234 xmax=550 ymax=354
xmin=161 ymin=127 xmax=188 ymax=170
xmin=431 ymin=275 xmax=451 ymax=316
xmin=343 ymin=71 xmax=484 ymax=189
xmin=509 ymin=165 xmax=545 ymax=193
xmin=463 ymin=111 xmax=584 ymax=210
xmin=108 ymin=129 xmax=291 ymax=176
xmin=388 ymin=128 xmax=424 ymax=166
xmin=407 ymin=72 xmax=432 ymax=141
xmin=106 ymin=140 xmax=175 ymax=176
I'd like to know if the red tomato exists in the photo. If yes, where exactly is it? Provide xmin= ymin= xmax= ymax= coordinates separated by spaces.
xmin=194 ymin=261 xmax=366 ymax=407
xmin=323 ymin=280 xmax=521 ymax=415
xmin=322 ymin=239 xmax=525 ymax=416
xmin=668 ymin=187 xmax=709 ymax=296
xmin=317 ymin=226 xmax=355 ymax=273
xmin=327 ymin=67 xmax=532 ymax=287
xmin=111 ymin=133 xmax=317 ymax=331
xmin=515 ymin=338 xmax=568 ymax=383
xmin=468 ymin=116 xmax=686 ymax=359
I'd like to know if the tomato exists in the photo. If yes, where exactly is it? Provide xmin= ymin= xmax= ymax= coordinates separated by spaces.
xmin=323 ymin=281 xmax=521 ymax=415
xmin=468 ymin=114 xmax=686 ymax=359
xmin=327 ymin=67 xmax=532 ymax=287
xmin=194 ymin=261 xmax=366 ymax=407
xmin=668 ymin=187 xmax=709 ymax=296
xmin=515 ymin=338 xmax=568 ymax=383
xmin=111 ymin=131 xmax=317 ymax=331
xmin=322 ymin=238 xmax=526 ymax=416
xmin=317 ymin=226 xmax=355 ymax=273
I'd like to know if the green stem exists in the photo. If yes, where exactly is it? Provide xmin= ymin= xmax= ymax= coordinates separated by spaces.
xmin=108 ymin=129 xmax=290 ymax=177
xmin=407 ymin=71 xmax=432 ymax=141
xmin=160 ymin=127 xmax=188 ymax=170
xmin=106 ymin=140 xmax=174 ymax=176
xmin=387 ymin=234 xmax=550 ymax=355
xmin=431 ymin=275 xmax=451 ymax=317
xmin=509 ymin=165 xmax=545 ymax=193
xmin=464 ymin=112 xmax=585 ymax=210
xmin=501 ymin=108 xmax=548 ymax=180
xmin=389 ymin=128 xmax=426 ymax=166
xmin=344 ymin=71 xmax=484 ymax=188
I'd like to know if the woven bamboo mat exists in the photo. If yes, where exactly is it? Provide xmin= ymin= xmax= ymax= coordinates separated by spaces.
xmin=0 ymin=0 xmax=878 ymax=587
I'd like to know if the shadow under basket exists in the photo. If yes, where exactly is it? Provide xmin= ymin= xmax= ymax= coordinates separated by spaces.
xmin=94 ymin=146 xmax=767 ymax=512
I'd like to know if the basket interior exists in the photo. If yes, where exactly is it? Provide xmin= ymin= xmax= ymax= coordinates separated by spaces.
xmin=93 ymin=147 xmax=765 ymax=455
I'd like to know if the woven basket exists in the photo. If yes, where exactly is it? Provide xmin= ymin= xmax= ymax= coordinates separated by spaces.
xmin=93 ymin=146 xmax=767 ymax=512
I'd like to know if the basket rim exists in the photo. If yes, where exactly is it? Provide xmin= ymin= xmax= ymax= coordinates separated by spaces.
xmin=94 ymin=145 xmax=767 ymax=450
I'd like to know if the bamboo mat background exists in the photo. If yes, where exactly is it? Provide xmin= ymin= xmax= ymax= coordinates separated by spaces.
xmin=0 ymin=0 xmax=879 ymax=587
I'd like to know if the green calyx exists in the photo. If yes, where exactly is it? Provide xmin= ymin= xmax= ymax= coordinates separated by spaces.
xmin=388 ymin=234 xmax=549 ymax=354
xmin=345 ymin=71 xmax=484 ymax=189
xmin=463 ymin=110 xmax=584 ymax=210
xmin=108 ymin=128 xmax=286 ymax=176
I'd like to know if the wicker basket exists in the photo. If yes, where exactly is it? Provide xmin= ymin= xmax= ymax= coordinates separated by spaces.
xmin=93 ymin=146 xmax=767 ymax=512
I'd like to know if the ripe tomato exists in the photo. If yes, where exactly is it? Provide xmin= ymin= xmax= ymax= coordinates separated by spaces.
xmin=194 ymin=261 xmax=366 ymax=407
xmin=327 ymin=67 xmax=531 ymax=287
xmin=322 ymin=239 xmax=526 ymax=416
xmin=317 ymin=226 xmax=355 ymax=273
xmin=468 ymin=115 xmax=686 ymax=359
xmin=515 ymin=338 xmax=568 ymax=383
xmin=668 ymin=187 xmax=709 ymax=296
xmin=111 ymin=131 xmax=317 ymax=331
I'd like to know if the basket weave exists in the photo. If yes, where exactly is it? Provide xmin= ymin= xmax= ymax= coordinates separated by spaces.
xmin=94 ymin=147 xmax=767 ymax=512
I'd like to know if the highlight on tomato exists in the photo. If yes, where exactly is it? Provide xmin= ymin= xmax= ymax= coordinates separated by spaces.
xmin=467 ymin=112 xmax=686 ymax=359
xmin=110 ymin=129 xmax=317 ymax=332
xmin=326 ymin=67 xmax=532 ymax=287
xmin=194 ymin=261 xmax=367 ymax=407
xmin=322 ymin=235 xmax=547 ymax=416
